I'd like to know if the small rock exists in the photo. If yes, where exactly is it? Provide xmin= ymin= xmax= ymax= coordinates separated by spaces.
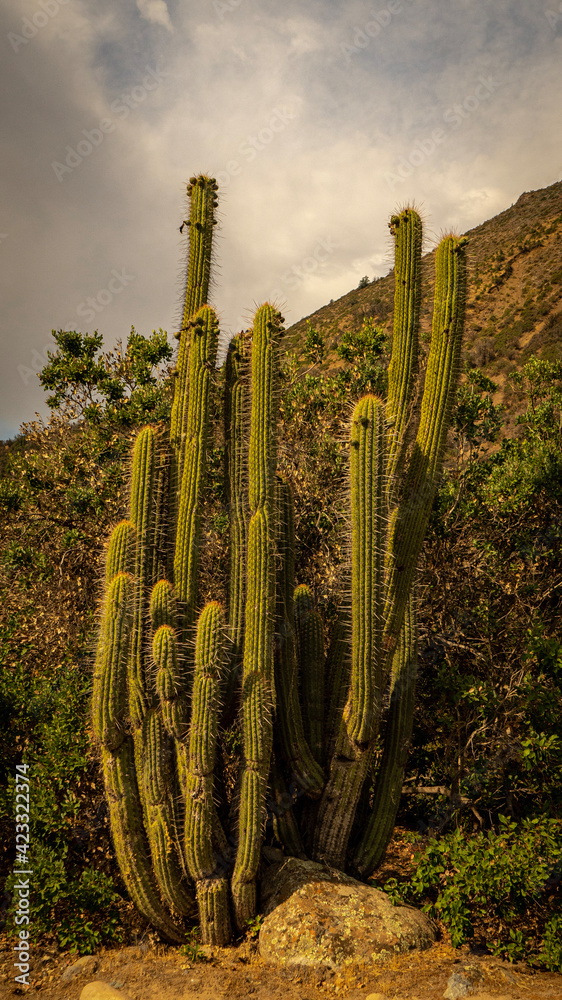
xmin=365 ymin=993 xmax=387 ymax=1000
xmin=444 ymin=972 xmax=473 ymax=999
xmin=499 ymin=967 xmax=517 ymax=983
xmin=60 ymin=955 xmax=98 ymax=983
xmin=80 ymin=983 xmax=133 ymax=1000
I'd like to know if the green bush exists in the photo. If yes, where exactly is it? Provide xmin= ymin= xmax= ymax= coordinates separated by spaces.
xmin=383 ymin=817 xmax=562 ymax=967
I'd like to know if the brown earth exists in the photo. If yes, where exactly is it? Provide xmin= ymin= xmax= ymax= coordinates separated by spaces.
xmin=2 ymin=933 xmax=562 ymax=1000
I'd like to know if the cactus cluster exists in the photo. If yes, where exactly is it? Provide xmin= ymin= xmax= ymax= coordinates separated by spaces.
xmin=92 ymin=178 xmax=467 ymax=944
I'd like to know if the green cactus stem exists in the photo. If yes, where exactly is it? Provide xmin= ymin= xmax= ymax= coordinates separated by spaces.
xmin=152 ymin=622 xmax=188 ymax=741
xmin=382 ymin=234 xmax=467 ymax=658
xmin=385 ymin=208 xmax=423 ymax=488
xmin=104 ymin=520 xmax=136 ymax=583
xmin=313 ymin=395 xmax=386 ymax=867
xmin=173 ymin=305 xmax=220 ymax=643
xmin=223 ymin=333 xmax=249 ymax=715
xmin=294 ymin=584 xmax=325 ymax=767
xmin=92 ymin=572 xmax=133 ymax=753
xmin=274 ymin=479 xmax=324 ymax=796
xmin=345 ymin=395 xmax=387 ymax=748
xmin=231 ymin=303 xmax=283 ymax=931
xmin=353 ymin=593 xmax=417 ymax=875
xmin=314 ymin=234 xmax=466 ymax=869
xmin=270 ymin=760 xmax=307 ymax=858
xmin=102 ymin=740 xmax=186 ymax=943
xmin=170 ymin=175 xmax=219 ymax=487
xmin=184 ymin=602 xmax=231 ymax=945
xmin=323 ymin=613 xmax=351 ymax=768
xmin=139 ymin=708 xmax=195 ymax=917
xmin=128 ymin=426 xmax=159 ymax=728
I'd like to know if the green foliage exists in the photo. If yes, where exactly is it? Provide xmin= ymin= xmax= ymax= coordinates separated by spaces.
xmin=0 ymin=635 xmax=124 ymax=953
xmin=335 ymin=317 xmax=388 ymax=395
xmin=179 ymin=926 xmax=205 ymax=962
xmin=245 ymin=913 xmax=264 ymax=938
xmin=536 ymin=914 xmax=562 ymax=972
xmin=452 ymin=367 xmax=505 ymax=467
xmin=39 ymin=327 xmax=173 ymax=427
xmin=5 ymin=844 xmax=122 ymax=953
xmin=303 ymin=321 xmax=325 ymax=365
xmin=383 ymin=817 xmax=562 ymax=966
xmin=509 ymin=356 xmax=562 ymax=446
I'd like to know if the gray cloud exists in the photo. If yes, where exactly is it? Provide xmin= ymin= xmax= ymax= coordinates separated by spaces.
xmin=1 ymin=0 xmax=561 ymax=439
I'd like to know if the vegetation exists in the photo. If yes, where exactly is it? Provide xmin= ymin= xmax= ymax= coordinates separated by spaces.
xmin=0 ymin=181 xmax=560 ymax=966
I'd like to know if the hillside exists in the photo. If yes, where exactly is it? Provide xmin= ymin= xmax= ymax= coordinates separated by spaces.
xmin=283 ymin=179 xmax=562 ymax=441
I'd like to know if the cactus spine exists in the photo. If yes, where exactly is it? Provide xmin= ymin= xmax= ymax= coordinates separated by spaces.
xmin=93 ymin=182 xmax=467 ymax=944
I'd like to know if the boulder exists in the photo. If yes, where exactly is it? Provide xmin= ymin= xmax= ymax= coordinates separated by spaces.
xmin=59 ymin=955 xmax=98 ymax=982
xmin=258 ymin=857 xmax=436 ymax=970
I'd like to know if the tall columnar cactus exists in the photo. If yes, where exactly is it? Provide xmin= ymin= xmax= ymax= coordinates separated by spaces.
xmin=314 ymin=220 xmax=467 ymax=868
xmin=92 ymin=179 xmax=467 ymax=945
xmin=183 ymin=601 xmax=231 ymax=945
xmin=231 ymin=303 xmax=283 ymax=930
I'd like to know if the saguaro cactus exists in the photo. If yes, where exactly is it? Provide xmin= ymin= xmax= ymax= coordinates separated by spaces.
xmin=92 ymin=180 xmax=467 ymax=944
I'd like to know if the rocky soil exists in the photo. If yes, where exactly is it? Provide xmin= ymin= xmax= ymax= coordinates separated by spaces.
xmin=1 ymin=933 xmax=562 ymax=1000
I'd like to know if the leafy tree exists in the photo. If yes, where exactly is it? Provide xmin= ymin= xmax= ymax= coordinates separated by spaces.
xmin=38 ymin=327 xmax=173 ymax=427
xmin=509 ymin=357 xmax=562 ymax=446
xmin=452 ymin=366 xmax=505 ymax=471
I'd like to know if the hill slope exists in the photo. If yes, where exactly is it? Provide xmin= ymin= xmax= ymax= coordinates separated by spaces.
xmin=283 ymin=179 xmax=562 ymax=439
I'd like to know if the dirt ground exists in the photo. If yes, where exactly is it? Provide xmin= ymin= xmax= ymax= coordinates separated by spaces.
xmin=2 ymin=934 xmax=562 ymax=1000
xmin=2 ymin=832 xmax=561 ymax=1000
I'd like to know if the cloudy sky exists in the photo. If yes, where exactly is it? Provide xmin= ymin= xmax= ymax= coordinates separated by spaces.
xmin=1 ymin=0 xmax=561 ymax=440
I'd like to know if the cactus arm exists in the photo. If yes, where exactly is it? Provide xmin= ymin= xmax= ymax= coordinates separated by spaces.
xmin=223 ymin=333 xmax=249 ymax=713
xmin=102 ymin=741 xmax=186 ymax=943
xmin=274 ymin=480 xmax=324 ymax=796
xmin=139 ymin=708 xmax=196 ymax=918
xmin=173 ymin=306 xmax=220 ymax=642
xmin=231 ymin=304 xmax=282 ymax=930
xmin=346 ymin=395 xmax=387 ymax=747
xmin=323 ymin=612 xmax=351 ymax=768
xmin=170 ymin=175 xmax=219 ymax=483
xmin=128 ymin=426 xmax=158 ymax=727
xmin=184 ymin=602 xmax=232 ymax=945
xmin=383 ymin=234 xmax=467 ymax=656
xmin=104 ymin=520 xmax=137 ymax=583
xmin=270 ymin=759 xmax=307 ymax=858
xmin=294 ymin=584 xmax=326 ymax=767
xmin=353 ymin=592 xmax=418 ymax=875
xmin=92 ymin=572 xmax=133 ymax=753
xmin=385 ymin=208 xmax=423 ymax=487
